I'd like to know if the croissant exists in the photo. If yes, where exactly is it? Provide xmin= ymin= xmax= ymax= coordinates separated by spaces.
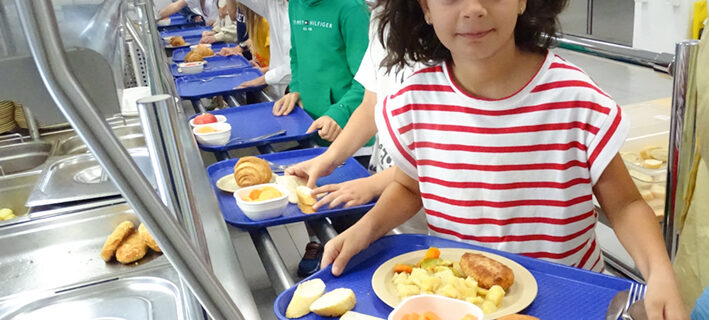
xmin=184 ymin=51 xmax=204 ymax=62
xmin=170 ymin=36 xmax=186 ymax=47
xmin=193 ymin=44 xmax=214 ymax=57
xmin=234 ymin=156 xmax=272 ymax=187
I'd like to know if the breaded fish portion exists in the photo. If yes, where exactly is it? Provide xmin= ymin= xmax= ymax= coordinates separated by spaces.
xmin=459 ymin=253 xmax=514 ymax=290
xmin=100 ymin=221 xmax=135 ymax=261
xmin=115 ymin=231 xmax=148 ymax=264
xmin=138 ymin=223 xmax=161 ymax=253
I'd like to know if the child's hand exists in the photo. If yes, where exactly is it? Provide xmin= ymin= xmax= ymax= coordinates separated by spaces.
xmin=200 ymin=35 xmax=217 ymax=44
xmin=201 ymin=31 xmax=215 ymax=37
xmin=285 ymin=154 xmax=340 ymax=188
xmin=217 ymin=47 xmax=243 ymax=56
xmin=307 ymin=116 xmax=342 ymax=142
xmin=644 ymin=271 xmax=689 ymax=319
xmin=311 ymin=178 xmax=378 ymax=210
xmin=237 ymin=75 xmax=266 ymax=88
xmin=321 ymin=223 xmax=375 ymax=276
xmin=273 ymin=92 xmax=300 ymax=116
xmin=206 ymin=19 xmax=215 ymax=26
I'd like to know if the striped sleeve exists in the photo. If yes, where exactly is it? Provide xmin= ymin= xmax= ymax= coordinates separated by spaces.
xmin=375 ymin=94 xmax=418 ymax=179
xmin=587 ymin=103 xmax=629 ymax=184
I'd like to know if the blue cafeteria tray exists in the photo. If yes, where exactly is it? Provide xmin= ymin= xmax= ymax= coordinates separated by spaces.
xmin=157 ymin=16 xmax=204 ymax=30
xmin=206 ymin=148 xmax=374 ymax=230
xmin=274 ymin=234 xmax=639 ymax=320
xmin=172 ymin=43 xmax=236 ymax=62
xmin=170 ymin=55 xmax=250 ymax=77
xmin=174 ymin=68 xmax=264 ymax=99
xmin=160 ymin=26 xmax=212 ymax=38
xmin=189 ymin=102 xmax=315 ymax=152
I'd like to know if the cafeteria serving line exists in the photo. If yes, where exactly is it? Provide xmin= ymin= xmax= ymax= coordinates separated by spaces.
xmin=0 ymin=1 xmax=707 ymax=320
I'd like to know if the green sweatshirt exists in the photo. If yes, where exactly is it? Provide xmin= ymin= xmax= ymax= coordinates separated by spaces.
xmin=289 ymin=0 xmax=372 ymax=145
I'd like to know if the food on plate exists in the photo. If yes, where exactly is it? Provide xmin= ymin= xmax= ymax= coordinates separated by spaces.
xmin=276 ymin=174 xmax=308 ymax=204
xmin=460 ymin=314 xmax=480 ymax=320
xmin=296 ymin=185 xmax=317 ymax=213
xmin=650 ymin=183 xmax=666 ymax=199
xmin=234 ymin=156 xmax=273 ymax=187
xmin=115 ymin=231 xmax=148 ymax=264
xmin=195 ymin=126 xmax=218 ymax=134
xmin=0 ymin=208 xmax=16 ymax=221
xmin=194 ymin=113 xmax=217 ymax=125
xmin=138 ymin=223 xmax=161 ymax=253
xmin=170 ymin=36 xmax=186 ymax=47
xmin=392 ymin=248 xmax=511 ymax=314
xmin=497 ymin=314 xmax=539 ymax=320
xmin=649 ymin=148 xmax=668 ymax=162
xmin=184 ymin=44 xmax=214 ymax=62
xmin=640 ymin=146 xmax=660 ymax=160
xmin=310 ymin=288 xmax=356 ymax=317
xmin=100 ymin=220 xmax=135 ymax=261
xmin=285 ymin=278 xmax=326 ymax=318
xmin=241 ymin=186 xmax=283 ymax=202
xmin=460 ymin=252 xmax=514 ymax=290
xmin=340 ymin=311 xmax=385 ymax=320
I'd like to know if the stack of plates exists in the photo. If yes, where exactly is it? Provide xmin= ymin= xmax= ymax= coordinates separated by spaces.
xmin=14 ymin=102 xmax=27 ymax=129
xmin=0 ymin=101 xmax=16 ymax=134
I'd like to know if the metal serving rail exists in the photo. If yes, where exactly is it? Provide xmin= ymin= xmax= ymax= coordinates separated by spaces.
xmin=15 ymin=0 xmax=255 ymax=319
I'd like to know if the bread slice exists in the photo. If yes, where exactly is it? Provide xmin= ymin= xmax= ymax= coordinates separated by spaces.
xmin=309 ymin=288 xmax=356 ymax=317
xmin=285 ymin=278 xmax=326 ymax=318
xmin=340 ymin=311 xmax=384 ymax=320
xmin=296 ymin=186 xmax=317 ymax=206
xmin=277 ymin=175 xmax=307 ymax=204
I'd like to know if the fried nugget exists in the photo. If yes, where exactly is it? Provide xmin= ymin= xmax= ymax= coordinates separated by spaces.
xmin=115 ymin=231 xmax=148 ymax=264
xmin=138 ymin=223 xmax=161 ymax=253
xmin=100 ymin=221 xmax=135 ymax=261
xmin=459 ymin=253 xmax=514 ymax=290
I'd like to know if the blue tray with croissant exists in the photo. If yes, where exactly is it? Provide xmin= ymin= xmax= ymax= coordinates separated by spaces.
xmin=206 ymin=148 xmax=374 ymax=230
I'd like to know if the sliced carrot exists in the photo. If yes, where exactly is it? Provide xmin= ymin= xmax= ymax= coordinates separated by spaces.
xmin=424 ymin=247 xmax=441 ymax=259
xmin=461 ymin=314 xmax=479 ymax=320
xmin=393 ymin=263 xmax=414 ymax=274
xmin=423 ymin=311 xmax=441 ymax=320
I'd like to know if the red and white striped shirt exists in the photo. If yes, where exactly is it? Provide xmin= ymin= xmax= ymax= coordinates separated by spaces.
xmin=375 ymin=51 xmax=628 ymax=271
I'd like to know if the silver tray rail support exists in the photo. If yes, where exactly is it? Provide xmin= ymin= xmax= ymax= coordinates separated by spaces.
xmin=125 ymin=1 xmax=261 ymax=317
xmin=664 ymin=40 xmax=701 ymax=259
xmin=16 ymin=1 xmax=246 ymax=319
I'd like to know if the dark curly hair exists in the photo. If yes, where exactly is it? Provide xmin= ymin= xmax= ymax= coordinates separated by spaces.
xmin=376 ymin=0 xmax=568 ymax=72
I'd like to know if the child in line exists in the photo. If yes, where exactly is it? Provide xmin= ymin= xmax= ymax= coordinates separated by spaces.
xmin=321 ymin=0 xmax=687 ymax=318
xmin=223 ymin=0 xmax=292 ymax=98
xmin=159 ymin=0 xmax=219 ymax=26
xmin=272 ymin=0 xmax=370 ymax=144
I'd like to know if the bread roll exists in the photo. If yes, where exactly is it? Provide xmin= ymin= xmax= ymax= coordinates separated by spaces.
xmin=285 ymin=278 xmax=326 ymax=318
xmin=309 ymin=288 xmax=356 ymax=317
xmin=234 ymin=156 xmax=272 ymax=187
xmin=170 ymin=36 xmax=185 ymax=46
xmin=100 ymin=221 xmax=135 ymax=261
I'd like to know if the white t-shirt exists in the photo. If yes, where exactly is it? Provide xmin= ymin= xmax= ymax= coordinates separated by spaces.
xmin=185 ymin=0 xmax=219 ymax=24
xmin=353 ymin=9 xmax=422 ymax=172
xmin=375 ymin=51 xmax=629 ymax=271
xmin=237 ymin=0 xmax=292 ymax=97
